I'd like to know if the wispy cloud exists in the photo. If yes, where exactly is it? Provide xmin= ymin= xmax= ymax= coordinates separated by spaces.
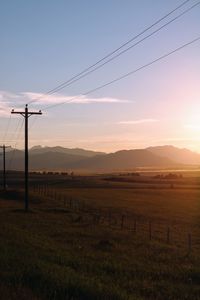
xmin=0 ymin=90 xmax=130 ymax=117
xmin=0 ymin=90 xmax=129 ymax=116
xmin=0 ymin=90 xmax=23 ymax=116
xmin=0 ymin=90 xmax=21 ymax=102
xmin=23 ymin=92 xmax=129 ymax=105
xmin=118 ymin=118 xmax=158 ymax=125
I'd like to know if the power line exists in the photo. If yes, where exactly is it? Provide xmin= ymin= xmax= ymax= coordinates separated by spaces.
xmin=27 ymin=0 xmax=193 ymax=105
xmin=44 ymin=36 xmax=200 ymax=110
xmin=37 ymin=0 xmax=200 ymax=97
xmin=29 ymin=115 xmax=38 ymax=131
xmin=7 ymin=118 xmax=24 ymax=171
xmin=8 ymin=118 xmax=23 ymax=148
xmin=2 ymin=115 xmax=11 ymax=144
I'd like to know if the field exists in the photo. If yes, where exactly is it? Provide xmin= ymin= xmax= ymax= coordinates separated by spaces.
xmin=0 ymin=172 xmax=200 ymax=299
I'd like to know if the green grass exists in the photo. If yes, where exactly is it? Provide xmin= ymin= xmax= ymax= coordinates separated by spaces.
xmin=0 ymin=181 xmax=200 ymax=299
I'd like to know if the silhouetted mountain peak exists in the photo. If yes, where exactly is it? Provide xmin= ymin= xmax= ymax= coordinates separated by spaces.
xmin=30 ymin=145 xmax=44 ymax=150
xmin=4 ymin=145 xmax=200 ymax=172
xmin=147 ymin=145 xmax=200 ymax=164
xmin=29 ymin=145 xmax=105 ymax=157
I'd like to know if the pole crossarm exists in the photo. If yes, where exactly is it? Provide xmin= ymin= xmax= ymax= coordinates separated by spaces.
xmin=11 ymin=104 xmax=42 ymax=211
xmin=0 ymin=146 xmax=11 ymax=148
xmin=11 ymin=110 xmax=42 ymax=116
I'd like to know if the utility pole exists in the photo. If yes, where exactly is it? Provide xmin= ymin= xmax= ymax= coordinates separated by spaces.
xmin=11 ymin=104 xmax=42 ymax=212
xmin=0 ymin=145 xmax=10 ymax=191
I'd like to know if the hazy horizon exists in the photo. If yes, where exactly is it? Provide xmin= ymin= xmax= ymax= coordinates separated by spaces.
xmin=8 ymin=143 xmax=200 ymax=155
xmin=0 ymin=0 xmax=200 ymax=152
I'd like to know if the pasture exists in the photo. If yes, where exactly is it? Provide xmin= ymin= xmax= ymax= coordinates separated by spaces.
xmin=0 ymin=172 xmax=200 ymax=299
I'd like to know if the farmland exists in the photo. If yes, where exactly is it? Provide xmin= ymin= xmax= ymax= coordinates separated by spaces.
xmin=0 ymin=171 xmax=200 ymax=299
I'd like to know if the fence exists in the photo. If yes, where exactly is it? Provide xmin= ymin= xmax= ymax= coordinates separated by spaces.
xmin=32 ymin=184 xmax=200 ymax=253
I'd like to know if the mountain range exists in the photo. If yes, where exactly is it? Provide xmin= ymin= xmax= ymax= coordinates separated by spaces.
xmin=2 ymin=145 xmax=200 ymax=172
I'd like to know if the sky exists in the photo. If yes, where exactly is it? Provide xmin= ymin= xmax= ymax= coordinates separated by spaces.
xmin=0 ymin=0 xmax=200 ymax=153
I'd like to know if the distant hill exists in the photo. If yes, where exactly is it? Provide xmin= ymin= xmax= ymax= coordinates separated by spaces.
xmin=29 ymin=152 xmax=86 ymax=170
xmin=147 ymin=145 xmax=200 ymax=165
xmin=3 ymin=145 xmax=200 ymax=172
xmin=5 ymin=151 xmax=86 ymax=171
xmin=29 ymin=145 xmax=105 ymax=157
xmin=69 ymin=149 xmax=175 ymax=171
xmin=4 ymin=148 xmax=174 ymax=172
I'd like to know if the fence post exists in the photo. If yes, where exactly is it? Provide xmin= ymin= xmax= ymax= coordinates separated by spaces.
xmin=45 ymin=185 xmax=48 ymax=196
xmin=43 ymin=185 xmax=45 ymax=195
xmin=41 ymin=185 xmax=43 ymax=195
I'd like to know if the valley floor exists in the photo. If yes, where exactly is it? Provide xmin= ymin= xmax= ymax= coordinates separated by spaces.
xmin=0 ymin=174 xmax=200 ymax=299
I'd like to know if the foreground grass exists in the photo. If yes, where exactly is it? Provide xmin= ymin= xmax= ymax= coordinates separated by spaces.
xmin=0 ymin=189 xmax=200 ymax=299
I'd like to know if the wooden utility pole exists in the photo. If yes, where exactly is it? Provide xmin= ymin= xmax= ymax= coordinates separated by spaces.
xmin=0 ymin=145 xmax=10 ymax=190
xmin=11 ymin=104 xmax=42 ymax=212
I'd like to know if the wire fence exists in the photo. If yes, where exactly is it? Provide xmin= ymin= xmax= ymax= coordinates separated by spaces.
xmin=31 ymin=183 xmax=200 ymax=254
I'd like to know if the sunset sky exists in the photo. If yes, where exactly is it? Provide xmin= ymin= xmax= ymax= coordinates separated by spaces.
xmin=0 ymin=0 xmax=200 ymax=152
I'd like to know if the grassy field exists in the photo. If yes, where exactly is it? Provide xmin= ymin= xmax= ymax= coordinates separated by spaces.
xmin=0 ymin=173 xmax=200 ymax=299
